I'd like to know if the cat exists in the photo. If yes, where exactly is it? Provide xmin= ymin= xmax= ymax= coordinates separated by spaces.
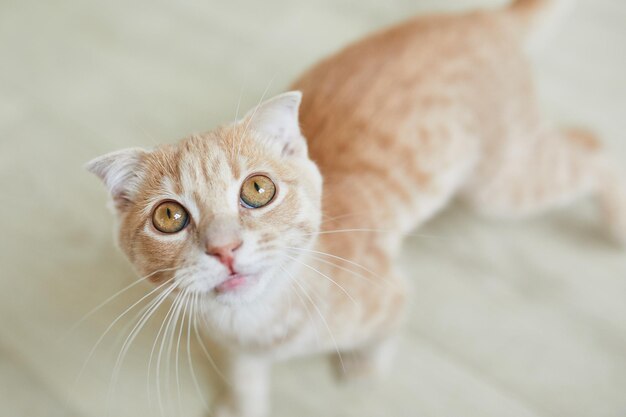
xmin=86 ymin=0 xmax=625 ymax=416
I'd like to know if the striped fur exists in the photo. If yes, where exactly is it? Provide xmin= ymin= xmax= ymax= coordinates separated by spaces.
xmin=87 ymin=1 xmax=625 ymax=416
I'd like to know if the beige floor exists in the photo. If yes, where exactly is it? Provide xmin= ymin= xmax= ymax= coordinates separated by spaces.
xmin=1 ymin=0 xmax=625 ymax=416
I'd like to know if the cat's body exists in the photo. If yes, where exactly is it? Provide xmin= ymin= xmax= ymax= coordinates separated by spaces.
xmin=87 ymin=1 xmax=625 ymax=416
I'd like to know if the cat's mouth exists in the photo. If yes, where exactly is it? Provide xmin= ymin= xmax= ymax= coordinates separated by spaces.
xmin=214 ymin=273 xmax=256 ymax=294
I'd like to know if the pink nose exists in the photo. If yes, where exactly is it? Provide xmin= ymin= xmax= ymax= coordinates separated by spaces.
xmin=206 ymin=240 xmax=242 ymax=270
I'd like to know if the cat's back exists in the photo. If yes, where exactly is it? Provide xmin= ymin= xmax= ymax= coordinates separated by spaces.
xmin=293 ymin=9 xmax=526 ymax=174
xmin=291 ymin=7 xmax=531 ymax=234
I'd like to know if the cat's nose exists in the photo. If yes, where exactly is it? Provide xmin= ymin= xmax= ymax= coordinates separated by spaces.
xmin=206 ymin=240 xmax=242 ymax=270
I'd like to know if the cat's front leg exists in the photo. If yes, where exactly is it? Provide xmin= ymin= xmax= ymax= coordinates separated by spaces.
xmin=213 ymin=352 xmax=271 ymax=417
xmin=333 ymin=335 xmax=398 ymax=383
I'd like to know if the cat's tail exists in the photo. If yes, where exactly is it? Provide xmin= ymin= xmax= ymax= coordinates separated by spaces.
xmin=505 ymin=0 xmax=571 ymax=50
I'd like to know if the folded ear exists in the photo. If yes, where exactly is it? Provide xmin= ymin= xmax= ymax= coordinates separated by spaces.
xmin=242 ymin=91 xmax=307 ymax=157
xmin=85 ymin=147 xmax=147 ymax=211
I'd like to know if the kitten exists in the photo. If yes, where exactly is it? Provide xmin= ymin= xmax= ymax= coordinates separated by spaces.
xmin=87 ymin=0 xmax=625 ymax=416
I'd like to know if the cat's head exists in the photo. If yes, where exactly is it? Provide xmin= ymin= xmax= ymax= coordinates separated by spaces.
xmin=87 ymin=91 xmax=322 ymax=307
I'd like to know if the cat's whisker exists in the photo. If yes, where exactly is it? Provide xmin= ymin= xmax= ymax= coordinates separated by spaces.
xmin=288 ymin=250 xmax=390 ymax=290
xmin=106 ymin=281 xmax=178 ymax=414
xmin=110 ymin=290 xmax=160 ymax=354
xmin=146 ymin=296 xmax=173 ymax=404
xmin=318 ymin=211 xmax=370 ymax=226
xmin=280 ymin=265 xmax=320 ymax=346
xmin=237 ymin=76 xmax=275 ymax=155
xmin=154 ymin=289 xmax=185 ymax=416
xmin=233 ymin=79 xmax=246 ymax=126
xmin=193 ymin=297 xmax=230 ymax=386
xmin=164 ymin=289 xmax=187 ymax=416
xmin=284 ymin=254 xmax=358 ymax=307
xmin=300 ymin=227 xmax=457 ymax=241
xmin=135 ymin=123 xmax=160 ymax=146
xmin=72 ymin=276 xmax=175 ymax=395
xmin=281 ymin=244 xmax=406 ymax=313
xmin=277 ymin=279 xmax=295 ymax=346
xmin=217 ymin=303 xmax=228 ymax=329
xmin=175 ymin=291 xmax=191 ymax=417
xmin=255 ymin=243 xmax=280 ymax=252
xmin=197 ymin=294 xmax=212 ymax=330
xmin=146 ymin=288 xmax=180 ymax=407
xmin=285 ymin=268 xmax=346 ymax=373
xmin=113 ymin=282 xmax=176 ymax=364
xmin=108 ymin=284 xmax=175 ymax=404
xmin=284 ymin=246 xmax=380 ymax=280
xmin=187 ymin=292 xmax=211 ymax=411
xmin=63 ymin=266 xmax=178 ymax=340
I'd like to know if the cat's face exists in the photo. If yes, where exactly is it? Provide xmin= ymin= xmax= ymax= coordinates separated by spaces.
xmin=87 ymin=92 xmax=322 ymax=307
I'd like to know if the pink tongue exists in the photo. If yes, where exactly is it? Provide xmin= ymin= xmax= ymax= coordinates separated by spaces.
xmin=216 ymin=275 xmax=246 ymax=293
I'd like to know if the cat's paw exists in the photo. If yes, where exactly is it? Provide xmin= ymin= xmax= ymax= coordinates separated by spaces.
xmin=332 ymin=338 xmax=396 ymax=383
xmin=212 ymin=399 xmax=267 ymax=417
xmin=611 ymin=221 xmax=626 ymax=246
xmin=212 ymin=406 xmax=236 ymax=417
xmin=334 ymin=354 xmax=386 ymax=383
xmin=212 ymin=398 xmax=238 ymax=417
xmin=604 ymin=189 xmax=626 ymax=246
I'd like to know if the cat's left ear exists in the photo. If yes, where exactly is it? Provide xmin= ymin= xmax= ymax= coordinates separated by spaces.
xmin=242 ymin=91 xmax=307 ymax=157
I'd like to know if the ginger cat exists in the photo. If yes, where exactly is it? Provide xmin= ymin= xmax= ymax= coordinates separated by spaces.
xmin=87 ymin=0 xmax=625 ymax=416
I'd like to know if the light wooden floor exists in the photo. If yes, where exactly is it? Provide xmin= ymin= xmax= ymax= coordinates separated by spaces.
xmin=1 ymin=1 xmax=625 ymax=416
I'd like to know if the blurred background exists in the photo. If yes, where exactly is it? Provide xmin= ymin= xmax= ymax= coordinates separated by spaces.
xmin=1 ymin=0 xmax=625 ymax=416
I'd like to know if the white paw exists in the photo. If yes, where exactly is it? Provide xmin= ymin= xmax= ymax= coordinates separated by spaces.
xmin=212 ymin=399 xmax=237 ymax=417
xmin=212 ymin=400 xmax=267 ymax=417
xmin=606 ymin=195 xmax=626 ymax=246
xmin=333 ymin=339 xmax=397 ymax=383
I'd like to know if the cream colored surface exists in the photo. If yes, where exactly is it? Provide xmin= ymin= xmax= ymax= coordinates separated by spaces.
xmin=0 ymin=0 xmax=625 ymax=416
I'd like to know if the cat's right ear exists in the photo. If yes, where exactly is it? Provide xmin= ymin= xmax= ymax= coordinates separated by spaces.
xmin=85 ymin=148 xmax=147 ymax=211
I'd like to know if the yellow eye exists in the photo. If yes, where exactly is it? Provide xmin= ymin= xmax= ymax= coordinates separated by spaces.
xmin=240 ymin=175 xmax=276 ymax=209
xmin=152 ymin=201 xmax=189 ymax=233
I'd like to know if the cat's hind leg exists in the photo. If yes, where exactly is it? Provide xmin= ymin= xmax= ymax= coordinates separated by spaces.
xmin=463 ymin=126 xmax=626 ymax=242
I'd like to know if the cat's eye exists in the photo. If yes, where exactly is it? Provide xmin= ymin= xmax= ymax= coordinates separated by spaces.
xmin=240 ymin=175 xmax=276 ymax=209
xmin=152 ymin=201 xmax=189 ymax=233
